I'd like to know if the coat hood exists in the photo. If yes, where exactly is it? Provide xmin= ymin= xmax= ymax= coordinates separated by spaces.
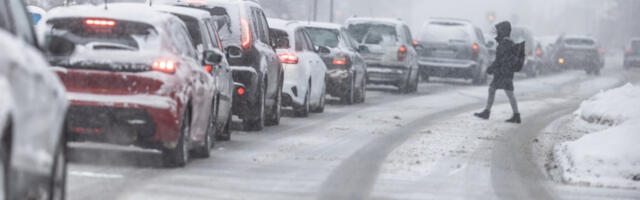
xmin=495 ymin=21 xmax=511 ymax=40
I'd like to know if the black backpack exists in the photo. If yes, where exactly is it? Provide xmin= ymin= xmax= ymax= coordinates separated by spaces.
xmin=512 ymin=42 xmax=526 ymax=72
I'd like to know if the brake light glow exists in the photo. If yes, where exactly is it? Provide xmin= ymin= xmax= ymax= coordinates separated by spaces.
xmin=558 ymin=57 xmax=565 ymax=64
xmin=600 ymin=49 xmax=606 ymax=55
xmin=472 ymin=43 xmax=479 ymax=51
xmin=152 ymin=59 xmax=177 ymax=74
xmin=204 ymin=65 xmax=213 ymax=73
xmin=333 ymin=59 xmax=347 ymax=65
xmin=241 ymin=18 xmax=252 ymax=50
xmin=237 ymin=87 xmax=246 ymax=95
xmin=85 ymin=18 xmax=116 ymax=27
xmin=398 ymin=45 xmax=407 ymax=61
xmin=278 ymin=52 xmax=299 ymax=64
xmin=184 ymin=0 xmax=207 ymax=5
xmin=536 ymin=49 xmax=542 ymax=56
xmin=412 ymin=40 xmax=419 ymax=46
xmin=626 ymin=49 xmax=633 ymax=54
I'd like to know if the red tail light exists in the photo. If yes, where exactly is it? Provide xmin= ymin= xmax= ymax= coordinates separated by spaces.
xmin=472 ymin=43 xmax=479 ymax=59
xmin=152 ymin=59 xmax=177 ymax=74
xmin=204 ymin=65 xmax=213 ymax=73
xmin=626 ymin=49 xmax=633 ymax=54
xmin=278 ymin=52 xmax=299 ymax=64
xmin=237 ymin=87 xmax=246 ymax=95
xmin=600 ymin=49 xmax=606 ymax=55
xmin=333 ymin=54 xmax=348 ymax=66
xmin=412 ymin=40 xmax=419 ymax=46
xmin=472 ymin=43 xmax=479 ymax=51
xmin=85 ymin=18 xmax=116 ymax=27
xmin=240 ymin=18 xmax=252 ymax=50
xmin=536 ymin=49 xmax=542 ymax=56
xmin=398 ymin=45 xmax=407 ymax=61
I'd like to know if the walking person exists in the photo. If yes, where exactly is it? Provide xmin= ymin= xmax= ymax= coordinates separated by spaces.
xmin=474 ymin=21 xmax=522 ymax=124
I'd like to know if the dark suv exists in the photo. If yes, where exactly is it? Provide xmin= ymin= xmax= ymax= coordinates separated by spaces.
xmin=415 ymin=18 xmax=490 ymax=84
xmin=180 ymin=0 xmax=283 ymax=131
xmin=624 ymin=38 xmax=640 ymax=70
xmin=551 ymin=35 xmax=604 ymax=75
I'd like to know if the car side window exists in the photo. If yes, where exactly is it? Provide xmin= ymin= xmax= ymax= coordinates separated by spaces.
xmin=7 ymin=0 xmax=36 ymax=45
xmin=302 ymin=30 xmax=315 ymax=52
xmin=204 ymin=21 xmax=223 ymax=51
xmin=475 ymin=28 xmax=486 ymax=44
xmin=402 ymin=25 xmax=413 ymax=45
xmin=250 ymin=8 xmax=269 ymax=44
xmin=257 ymin=10 xmax=271 ymax=45
xmin=295 ymin=30 xmax=305 ymax=52
xmin=173 ymin=23 xmax=197 ymax=59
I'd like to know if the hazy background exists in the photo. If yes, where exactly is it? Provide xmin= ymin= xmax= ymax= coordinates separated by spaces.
xmin=262 ymin=0 xmax=640 ymax=49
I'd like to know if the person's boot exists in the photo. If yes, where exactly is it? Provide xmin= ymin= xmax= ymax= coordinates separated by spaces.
xmin=506 ymin=113 xmax=521 ymax=124
xmin=474 ymin=110 xmax=490 ymax=120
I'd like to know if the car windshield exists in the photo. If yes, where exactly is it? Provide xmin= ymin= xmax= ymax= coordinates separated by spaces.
xmin=306 ymin=27 xmax=340 ymax=48
xmin=565 ymin=38 xmax=595 ymax=46
xmin=420 ymin=22 xmax=470 ymax=43
xmin=347 ymin=23 xmax=397 ymax=44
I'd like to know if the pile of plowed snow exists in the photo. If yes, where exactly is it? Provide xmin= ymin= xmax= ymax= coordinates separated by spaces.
xmin=554 ymin=83 xmax=640 ymax=188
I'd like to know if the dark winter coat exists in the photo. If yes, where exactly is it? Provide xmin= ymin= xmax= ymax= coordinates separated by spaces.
xmin=487 ymin=21 xmax=516 ymax=91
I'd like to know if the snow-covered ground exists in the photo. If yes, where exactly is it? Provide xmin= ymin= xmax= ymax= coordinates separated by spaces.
xmin=551 ymin=84 xmax=640 ymax=189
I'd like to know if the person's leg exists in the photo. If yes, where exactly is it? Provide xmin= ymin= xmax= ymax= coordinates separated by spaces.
xmin=485 ymin=87 xmax=497 ymax=111
xmin=505 ymin=90 xmax=519 ymax=114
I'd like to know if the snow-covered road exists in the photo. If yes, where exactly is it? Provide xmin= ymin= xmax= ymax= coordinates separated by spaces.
xmin=66 ymin=59 xmax=640 ymax=200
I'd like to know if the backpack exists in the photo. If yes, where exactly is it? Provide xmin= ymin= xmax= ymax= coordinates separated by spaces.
xmin=512 ymin=42 xmax=526 ymax=72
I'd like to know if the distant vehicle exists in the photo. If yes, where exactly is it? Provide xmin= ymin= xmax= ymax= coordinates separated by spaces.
xmin=268 ymin=19 xmax=327 ymax=116
xmin=44 ymin=3 xmax=224 ymax=167
xmin=0 ymin=0 xmax=69 ymax=198
xmin=623 ymin=38 xmax=640 ymax=70
xmin=511 ymin=26 xmax=541 ymax=77
xmin=551 ymin=35 xmax=605 ymax=75
xmin=536 ymin=35 xmax=559 ymax=72
xmin=303 ymin=21 xmax=368 ymax=104
xmin=345 ymin=17 xmax=419 ymax=93
xmin=415 ymin=18 xmax=490 ymax=84
xmin=484 ymin=33 xmax=497 ymax=64
xmin=180 ymin=0 xmax=284 ymax=130
xmin=27 ymin=6 xmax=46 ymax=25
xmin=155 ymin=5 xmax=234 ymax=144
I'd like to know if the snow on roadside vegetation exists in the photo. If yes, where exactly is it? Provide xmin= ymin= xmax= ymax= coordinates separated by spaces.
xmin=553 ymin=83 xmax=640 ymax=189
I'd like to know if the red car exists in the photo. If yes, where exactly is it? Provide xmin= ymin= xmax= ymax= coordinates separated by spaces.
xmin=43 ymin=3 xmax=224 ymax=167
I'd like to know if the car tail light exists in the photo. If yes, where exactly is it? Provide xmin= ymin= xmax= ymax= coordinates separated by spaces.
xmin=472 ymin=43 xmax=479 ymax=59
xmin=152 ymin=59 xmax=177 ymax=74
xmin=240 ymin=18 xmax=252 ymax=50
xmin=412 ymin=40 xmax=419 ymax=46
xmin=398 ymin=45 xmax=407 ymax=61
xmin=85 ymin=18 xmax=116 ymax=27
xmin=237 ymin=87 xmax=246 ymax=95
xmin=278 ymin=52 xmax=299 ymax=64
xmin=536 ymin=49 xmax=542 ymax=56
xmin=204 ymin=65 xmax=213 ymax=73
xmin=600 ymin=49 xmax=606 ymax=55
xmin=333 ymin=54 xmax=348 ymax=66
xmin=625 ymin=49 xmax=633 ymax=54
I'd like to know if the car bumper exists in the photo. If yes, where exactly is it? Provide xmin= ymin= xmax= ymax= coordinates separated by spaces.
xmin=65 ymin=93 xmax=180 ymax=150
xmin=326 ymin=69 xmax=352 ymax=97
xmin=418 ymin=59 xmax=476 ymax=78
xmin=366 ymin=65 xmax=409 ymax=85
xmin=556 ymin=56 xmax=601 ymax=69
xmin=231 ymin=66 xmax=260 ymax=118
xmin=624 ymin=57 xmax=640 ymax=67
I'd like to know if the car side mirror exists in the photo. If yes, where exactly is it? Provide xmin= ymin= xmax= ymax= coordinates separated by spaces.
xmin=358 ymin=45 xmax=369 ymax=53
xmin=46 ymin=35 xmax=75 ymax=57
xmin=316 ymin=45 xmax=331 ymax=54
xmin=203 ymin=50 xmax=224 ymax=66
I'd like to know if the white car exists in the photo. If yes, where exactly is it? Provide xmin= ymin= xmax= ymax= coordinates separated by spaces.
xmin=0 ymin=2 xmax=69 ymax=199
xmin=268 ymin=18 xmax=328 ymax=117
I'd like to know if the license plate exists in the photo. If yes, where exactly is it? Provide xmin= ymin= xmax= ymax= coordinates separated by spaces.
xmin=433 ymin=50 xmax=456 ymax=58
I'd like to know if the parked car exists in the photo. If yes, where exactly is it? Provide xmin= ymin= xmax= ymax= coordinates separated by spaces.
xmin=268 ymin=19 xmax=327 ymax=116
xmin=345 ymin=17 xmax=419 ymax=93
xmin=623 ymin=38 xmax=640 ymax=70
xmin=551 ymin=35 xmax=605 ymax=75
xmin=303 ymin=21 xmax=367 ymax=104
xmin=415 ymin=18 xmax=490 ymax=84
xmin=43 ymin=3 xmax=224 ymax=167
xmin=155 ymin=5 xmax=234 ymax=143
xmin=511 ymin=26 xmax=541 ymax=77
xmin=0 ymin=0 xmax=69 ymax=198
xmin=177 ymin=0 xmax=284 ymax=130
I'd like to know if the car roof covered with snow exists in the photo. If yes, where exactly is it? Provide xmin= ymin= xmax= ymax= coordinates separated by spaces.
xmin=302 ymin=21 xmax=343 ymax=30
xmin=561 ymin=35 xmax=597 ymax=41
xmin=267 ymin=18 xmax=302 ymax=31
xmin=153 ymin=4 xmax=212 ymax=20
xmin=345 ymin=17 xmax=405 ymax=27
xmin=46 ymin=3 xmax=177 ymax=27
xmin=427 ymin=17 xmax=472 ymax=26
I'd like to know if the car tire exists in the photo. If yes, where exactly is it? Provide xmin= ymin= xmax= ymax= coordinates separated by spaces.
xmin=294 ymin=83 xmax=311 ymax=117
xmin=357 ymin=77 xmax=367 ymax=103
xmin=243 ymin=82 xmax=266 ymax=131
xmin=47 ymin=134 xmax=67 ymax=200
xmin=341 ymin=77 xmax=355 ymax=105
xmin=265 ymin=77 xmax=282 ymax=126
xmin=163 ymin=109 xmax=190 ymax=167
xmin=194 ymin=103 xmax=216 ymax=158
xmin=311 ymin=83 xmax=326 ymax=113
xmin=216 ymin=115 xmax=232 ymax=141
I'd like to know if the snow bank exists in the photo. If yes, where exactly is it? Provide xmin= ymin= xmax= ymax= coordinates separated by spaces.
xmin=575 ymin=83 xmax=640 ymax=125
xmin=554 ymin=83 xmax=640 ymax=188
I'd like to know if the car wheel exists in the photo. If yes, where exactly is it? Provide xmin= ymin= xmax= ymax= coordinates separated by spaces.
xmin=216 ymin=115 xmax=232 ymax=141
xmin=243 ymin=82 xmax=265 ymax=131
xmin=294 ymin=83 xmax=310 ymax=117
xmin=163 ymin=109 xmax=190 ymax=167
xmin=341 ymin=77 xmax=355 ymax=105
xmin=47 ymin=138 xmax=67 ymax=200
xmin=311 ymin=83 xmax=325 ymax=113
xmin=358 ymin=77 xmax=367 ymax=103
xmin=265 ymin=78 xmax=282 ymax=126
xmin=194 ymin=106 xmax=215 ymax=158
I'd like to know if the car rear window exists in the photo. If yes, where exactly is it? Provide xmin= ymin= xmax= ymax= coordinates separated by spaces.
xmin=306 ymin=27 xmax=339 ymax=48
xmin=209 ymin=4 xmax=241 ymax=47
xmin=347 ymin=23 xmax=397 ymax=44
xmin=420 ymin=22 xmax=470 ymax=43
xmin=565 ymin=38 xmax=595 ymax=46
